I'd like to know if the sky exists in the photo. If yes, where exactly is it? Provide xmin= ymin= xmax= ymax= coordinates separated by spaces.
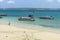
xmin=0 ymin=0 xmax=60 ymax=8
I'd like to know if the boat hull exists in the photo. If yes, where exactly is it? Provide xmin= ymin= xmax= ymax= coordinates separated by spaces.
xmin=39 ymin=17 xmax=54 ymax=20
xmin=18 ymin=17 xmax=35 ymax=21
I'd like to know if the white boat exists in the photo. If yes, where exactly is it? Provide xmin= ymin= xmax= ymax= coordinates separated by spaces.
xmin=18 ymin=17 xmax=35 ymax=21
xmin=39 ymin=16 xmax=54 ymax=20
xmin=18 ymin=15 xmax=35 ymax=21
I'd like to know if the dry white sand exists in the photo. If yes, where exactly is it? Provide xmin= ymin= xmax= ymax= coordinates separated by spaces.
xmin=0 ymin=25 xmax=60 ymax=40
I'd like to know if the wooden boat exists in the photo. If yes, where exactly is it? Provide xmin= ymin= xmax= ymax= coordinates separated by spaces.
xmin=39 ymin=16 xmax=54 ymax=20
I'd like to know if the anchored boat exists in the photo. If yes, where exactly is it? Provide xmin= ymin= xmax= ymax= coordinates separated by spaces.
xmin=39 ymin=16 xmax=54 ymax=20
xmin=18 ymin=15 xmax=35 ymax=21
xmin=0 ymin=14 xmax=7 ymax=16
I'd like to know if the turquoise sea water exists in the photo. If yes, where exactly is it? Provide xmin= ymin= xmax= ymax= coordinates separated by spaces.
xmin=0 ymin=10 xmax=60 ymax=29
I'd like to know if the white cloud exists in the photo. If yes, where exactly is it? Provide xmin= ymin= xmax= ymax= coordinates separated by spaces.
xmin=47 ymin=0 xmax=53 ymax=2
xmin=0 ymin=0 xmax=3 ymax=2
xmin=8 ymin=0 xmax=15 ymax=4
xmin=57 ymin=0 xmax=60 ymax=2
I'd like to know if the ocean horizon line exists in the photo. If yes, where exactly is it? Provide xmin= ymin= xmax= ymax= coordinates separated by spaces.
xmin=0 ymin=8 xmax=60 ymax=10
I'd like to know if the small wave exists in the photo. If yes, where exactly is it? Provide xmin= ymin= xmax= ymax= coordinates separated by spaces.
xmin=40 ymin=24 xmax=55 ymax=28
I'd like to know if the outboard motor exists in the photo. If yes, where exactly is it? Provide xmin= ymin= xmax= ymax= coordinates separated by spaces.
xmin=28 ymin=15 xmax=33 ymax=18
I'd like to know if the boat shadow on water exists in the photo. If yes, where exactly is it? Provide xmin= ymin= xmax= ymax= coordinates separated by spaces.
xmin=39 ymin=24 xmax=55 ymax=28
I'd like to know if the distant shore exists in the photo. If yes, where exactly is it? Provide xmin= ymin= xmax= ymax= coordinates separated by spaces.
xmin=0 ymin=8 xmax=60 ymax=10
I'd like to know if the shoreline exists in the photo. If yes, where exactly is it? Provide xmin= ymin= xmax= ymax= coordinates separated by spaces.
xmin=0 ymin=24 xmax=60 ymax=40
xmin=0 ymin=19 xmax=60 ymax=34
xmin=14 ymin=23 xmax=60 ymax=34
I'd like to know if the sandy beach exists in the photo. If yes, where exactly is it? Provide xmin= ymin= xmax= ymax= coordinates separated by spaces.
xmin=0 ymin=25 xmax=60 ymax=40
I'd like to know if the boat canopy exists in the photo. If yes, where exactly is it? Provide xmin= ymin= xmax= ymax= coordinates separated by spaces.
xmin=21 ymin=17 xmax=31 ymax=19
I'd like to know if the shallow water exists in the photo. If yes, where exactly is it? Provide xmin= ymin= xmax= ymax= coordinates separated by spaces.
xmin=0 ymin=10 xmax=60 ymax=30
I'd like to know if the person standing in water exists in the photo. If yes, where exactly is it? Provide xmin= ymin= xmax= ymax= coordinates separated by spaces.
xmin=8 ymin=21 xmax=11 ymax=26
